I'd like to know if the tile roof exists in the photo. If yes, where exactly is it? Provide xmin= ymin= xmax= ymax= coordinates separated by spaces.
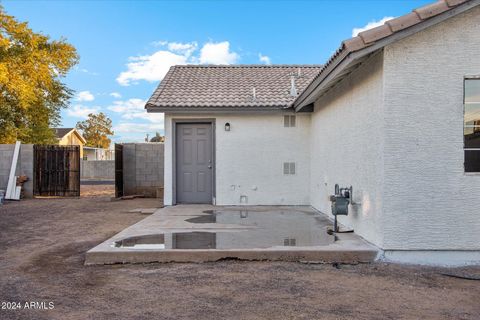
xmin=146 ymin=65 xmax=322 ymax=110
xmin=295 ymin=0 xmax=478 ymax=109
xmin=146 ymin=0 xmax=477 ymax=112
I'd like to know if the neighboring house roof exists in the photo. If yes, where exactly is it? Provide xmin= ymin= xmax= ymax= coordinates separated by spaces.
xmin=54 ymin=128 xmax=74 ymax=139
xmin=53 ymin=127 xmax=87 ymax=144
xmin=145 ymin=65 xmax=322 ymax=112
xmin=294 ymin=0 xmax=480 ymax=110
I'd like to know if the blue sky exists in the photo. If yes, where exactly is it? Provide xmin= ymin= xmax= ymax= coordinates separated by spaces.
xmin=3 ymin=0 xmax=432 ymax=143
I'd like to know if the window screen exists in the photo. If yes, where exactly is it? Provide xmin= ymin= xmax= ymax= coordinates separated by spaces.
xmin=464 ymin=78 xmax=480 ymax=172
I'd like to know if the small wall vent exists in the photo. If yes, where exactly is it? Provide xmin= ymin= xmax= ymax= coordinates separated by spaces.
xmin=284 ymin=115 xmax=296 ymax=127
xmin=283 ymin=162 xmax=296 ymax=175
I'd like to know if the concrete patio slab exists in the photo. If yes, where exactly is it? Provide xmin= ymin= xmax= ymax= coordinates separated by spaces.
xmin=85 ymin=205 xmax=378 ymax=265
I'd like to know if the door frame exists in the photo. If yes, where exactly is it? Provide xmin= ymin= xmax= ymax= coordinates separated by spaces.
xmin=172 ymin=118 xmax=216 ymax=205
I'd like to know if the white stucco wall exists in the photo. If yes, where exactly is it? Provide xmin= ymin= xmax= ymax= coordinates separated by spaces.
xmin=382 ymin=5 xmax=480 ymax=250
xmin=307 ymin=6 xmax=480 ymax=255
xmin=309 ymin=53 xmax=386 ymax=247
xmin=163 ymin=113 xmax=311 ymax=206
xmin=160 ymin=5 xmax=480 ymax=262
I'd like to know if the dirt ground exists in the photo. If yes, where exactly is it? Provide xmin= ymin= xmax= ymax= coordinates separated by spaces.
xmin=0 ymin=184 xmax=479 ymax=320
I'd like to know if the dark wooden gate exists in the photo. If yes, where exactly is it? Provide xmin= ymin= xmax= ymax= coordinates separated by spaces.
xmin=33 ymin=145 xmax=80 ymax=197
xmin=115 ymin=143 xmax=124 ymax=198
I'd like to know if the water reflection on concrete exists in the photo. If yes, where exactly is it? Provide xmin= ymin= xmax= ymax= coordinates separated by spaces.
xmin=115 ymin=208 xmax=334 ymax=250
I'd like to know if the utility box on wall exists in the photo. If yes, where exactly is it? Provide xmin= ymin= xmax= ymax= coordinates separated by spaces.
xmin=120 ymin=143 xmax=164 ymax=198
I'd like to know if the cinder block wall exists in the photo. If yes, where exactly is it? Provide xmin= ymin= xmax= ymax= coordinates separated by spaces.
xmin=0 ymin=144 xmax=34 ymax=198
xmin=80 ymin=160 xmax=115 ymax=180
xmin=122 ymin=143 xmax=164 ymax=198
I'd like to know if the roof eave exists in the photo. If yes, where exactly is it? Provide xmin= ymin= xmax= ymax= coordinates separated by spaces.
xmin=146 ymin=105 xmax=296 ymax=114
xmin=294 ymin=0 xmax=480 ymax=111
xmin=72 ymin=129 xmax=87 ymax=144
xmin=59 ymin=128 xmax=87 ymax=144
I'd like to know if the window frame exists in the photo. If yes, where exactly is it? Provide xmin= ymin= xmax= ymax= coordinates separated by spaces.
xmin=463 ymin=76 xmax=480 ymax=173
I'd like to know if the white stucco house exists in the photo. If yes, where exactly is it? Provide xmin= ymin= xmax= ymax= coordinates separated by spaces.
xmin=146 ymin=0 xmax=480 ymax=265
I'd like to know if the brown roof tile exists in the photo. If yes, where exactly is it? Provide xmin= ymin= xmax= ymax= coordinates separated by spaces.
xmin=342 ymin=37 xmax=365 ymax=51
xmin=386 ymin=12 xmax=422 ymax=32
xmin=414 ymin=0 xmax=450 ymax=19
xmin=358 ymin=24 xmax=393 ymax=44
xmin=146 ymin=65 xmax=321 ymax=109
xmin=340 ymin=0 xmax=472 ymax=56
xmin=446 ymin=0 xmax=468 ymax=6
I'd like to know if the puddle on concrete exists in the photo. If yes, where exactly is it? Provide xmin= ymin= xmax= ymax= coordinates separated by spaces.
xmin=115 ymin=232 xmax=216 ymax=249
xmin=185 ymin=215 xmax=216 ymax=224
xmin=114 ymin=234 xmax=166 ymax=249
xmin=114 ymin=208 xmax=334 ymax=250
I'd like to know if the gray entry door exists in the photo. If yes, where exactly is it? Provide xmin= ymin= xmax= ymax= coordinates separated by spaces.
xmin=176 ymin=123 xmax=213 ymax=203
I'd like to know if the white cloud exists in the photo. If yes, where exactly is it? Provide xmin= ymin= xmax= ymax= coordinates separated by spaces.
xmin=167 ymin=41 xmax=198 ymax=56
xmin=107 ymin=98 xmax=145 ymax=113
xmin=116 ymin=51 xmax=189 ymax=86
xmin=110 ymin=92 xmax=122 ymax=99
xmin=112 ymin=114 xmax=165 ymax=142
xmin=114 ymin=122 xmax=164 ymax=134
xmin=199 ymin=41 xmax=239 ymax=65
xmin=116 ymin=41 xmax=240 ymax=86
xmin=113 ymin=125 xmax=160 ymax=142
xmin=75 ymin=90 xmax=95 ymax=102
xmin=151 ymin=40 xmax=168 ymax=47
xmin=107 ymin=98 xmax=164 ymax=123
xmin=67 ymin=104 xmax=100 ymax=119
xmin=127 ymin=112 xmax=164 ymax=122
xmin=258 ymin=53 xmax=271 ymax=65
xmin=352 ymin=16 xmax=395 ymax=37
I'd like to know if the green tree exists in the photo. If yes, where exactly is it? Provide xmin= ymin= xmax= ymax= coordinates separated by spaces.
xmin=76 ymin=112 xmax=114 ymax=149
xmin=0 ymin=7 xmax=79 ymax=144
xmin=150 ymin=132 xmax=165 ymax=143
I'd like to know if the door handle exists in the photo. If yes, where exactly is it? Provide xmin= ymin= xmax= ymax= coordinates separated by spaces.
xmin=208 ymin=165 xmax=212 ymax=169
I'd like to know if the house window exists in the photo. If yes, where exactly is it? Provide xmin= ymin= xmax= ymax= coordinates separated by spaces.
xmin=284 ymin=115 xmax=296 ymax=127
xmin=283 ymin=162 xmax=296 ymax=175
xmin=464 ymin=78 xmax=480 ymax=172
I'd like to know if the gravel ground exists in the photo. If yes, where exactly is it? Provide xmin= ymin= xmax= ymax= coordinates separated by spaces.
xmin=0 ymin=185 xmax=479 ymax=320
